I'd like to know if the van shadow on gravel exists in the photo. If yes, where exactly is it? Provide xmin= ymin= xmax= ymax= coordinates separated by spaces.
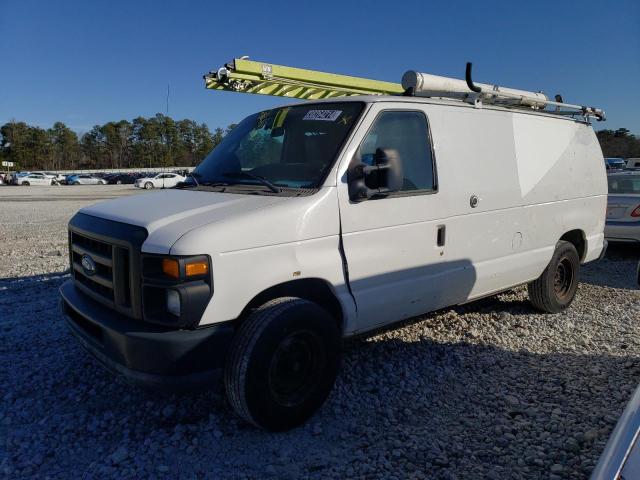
xmin=2 ymin=272 xmax=639 ymax=479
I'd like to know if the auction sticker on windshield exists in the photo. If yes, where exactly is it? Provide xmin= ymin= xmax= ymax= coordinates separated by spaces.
xmin=303 ymin=110 xmax=342 ymax=121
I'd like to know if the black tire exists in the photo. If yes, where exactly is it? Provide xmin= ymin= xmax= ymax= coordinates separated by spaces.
xmin=224 ymin=297 xmax=341 ymax=431
xmin=528 ymin=240 xmax=580 ymax=313
xmin=144 ymin=182 xmax=153 ymax=189
xmin=22 ymin=181 xmax=30 ymax=186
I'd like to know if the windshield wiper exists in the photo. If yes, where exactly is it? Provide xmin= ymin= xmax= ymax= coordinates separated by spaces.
xmin=220 ymin=171 xmax=281 ymax=193
xmin=176 ymin=172 xmax=232 ymax=189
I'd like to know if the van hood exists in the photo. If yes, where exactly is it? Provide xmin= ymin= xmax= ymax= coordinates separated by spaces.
xmin=79 ymin=189 xmax=290 ymax=253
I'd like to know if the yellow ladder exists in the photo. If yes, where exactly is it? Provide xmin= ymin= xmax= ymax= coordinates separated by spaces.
xmin=204 ymin=57 xmax=404 ymax=99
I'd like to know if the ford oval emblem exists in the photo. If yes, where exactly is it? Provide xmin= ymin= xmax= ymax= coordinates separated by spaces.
xmin=81 ymin=254 xmax=97 ymax=276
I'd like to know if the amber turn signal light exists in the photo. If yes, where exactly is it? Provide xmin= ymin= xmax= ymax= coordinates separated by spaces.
xmin=185 ymin=261 xmax=208 ymax=277
xmin=162 ymin=258 xmax=180 ymax=279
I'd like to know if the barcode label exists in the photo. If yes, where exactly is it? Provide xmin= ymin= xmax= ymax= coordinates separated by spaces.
xmin=303 ymin=110 xmax=343 ymax=121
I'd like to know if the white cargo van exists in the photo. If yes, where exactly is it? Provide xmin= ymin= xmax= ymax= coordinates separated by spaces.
xmin=60 ymin=61 xmax=607 ymax=431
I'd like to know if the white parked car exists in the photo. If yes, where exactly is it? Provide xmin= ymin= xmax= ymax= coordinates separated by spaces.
xmin=68 ymin=174 xmax=107 ymax=185
xmin=135 ymin=173 xmax=186 ymax=189
xmin=41 ymin=172 xmax=67 ymax=184
xmin=18 ymin=173 xmax=54 ymax=186
xmin=61 ymin=83 xmax=607 ymax=432
xmin=626 ymin=158 xmax=640 ymax=170
xmin=11 ymin=171 xmax=31 ymax=184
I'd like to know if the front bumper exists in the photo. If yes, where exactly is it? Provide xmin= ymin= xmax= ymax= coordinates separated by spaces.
xmin=605 ymin=221 xmax=640 ymax=243
xmin=60 ymin=280 xmax=234 ymax=390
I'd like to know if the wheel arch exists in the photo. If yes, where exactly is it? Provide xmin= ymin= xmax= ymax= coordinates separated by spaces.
xmin=559 ymin=229 xmax=586 ymax=262
xmin=239 ymin=278 xmax=344 ymax=330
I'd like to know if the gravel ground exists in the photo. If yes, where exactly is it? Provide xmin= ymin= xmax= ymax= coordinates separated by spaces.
xmin=1 ymin=185 xmax=639 ymax=479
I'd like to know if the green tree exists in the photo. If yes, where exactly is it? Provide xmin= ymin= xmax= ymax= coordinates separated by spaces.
xmin=49 ymin=122 xmax=80 ymax=171
xmin=596 ymin=128 xmax=640 ymax=158
xmin=0 ymin=121 xmax=32 ymax=169
xmin=2 ymin=115 xmax=225 ymax=171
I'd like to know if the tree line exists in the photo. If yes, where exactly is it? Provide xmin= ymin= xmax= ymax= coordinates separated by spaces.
xmin=0 ymin=117 xmax=638 ymax=171
xmin=0 ymin=114 xmax=236 ymax=171
xmin=595 ymin=128 xmax=640 ymax=159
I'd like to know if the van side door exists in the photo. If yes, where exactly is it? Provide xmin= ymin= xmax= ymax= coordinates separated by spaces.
xmin=336 ymin=103 xmax=472 ymax=333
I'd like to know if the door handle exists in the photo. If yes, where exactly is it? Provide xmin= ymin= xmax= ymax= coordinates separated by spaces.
xmin=437 ymin=225 xmax=446 ymax=247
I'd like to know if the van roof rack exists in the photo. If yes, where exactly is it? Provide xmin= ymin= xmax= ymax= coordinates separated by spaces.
xmin=204 ymin=57 xmax=605 ymax=122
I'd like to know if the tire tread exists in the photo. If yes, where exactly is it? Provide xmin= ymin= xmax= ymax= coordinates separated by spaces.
xmin=224 ymin=297 xmax=309 ymax=428
xmin=527 ymin=240 xmax=579 ymax=313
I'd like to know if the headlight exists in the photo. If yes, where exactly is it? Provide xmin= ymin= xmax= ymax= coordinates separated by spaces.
xmin=142 ymin=254 xmax=213 ymax=328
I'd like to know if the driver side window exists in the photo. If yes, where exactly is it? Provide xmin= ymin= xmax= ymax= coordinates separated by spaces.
xmin=360 ymin=111 xmax=435 ymax=192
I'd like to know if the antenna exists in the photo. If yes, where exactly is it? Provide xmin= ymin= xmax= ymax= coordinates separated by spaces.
xmin=165 ymin=83 xmax=170 ymax=173
xmin=166 ymin=84 xmax=170 ymax=116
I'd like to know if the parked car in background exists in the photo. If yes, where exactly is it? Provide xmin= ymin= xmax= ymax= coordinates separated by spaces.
xmin=105 ymin=173 xmax=136 ymax=185
xmin=626 ymin=158 xmax=640 ymax=170
xmin=32 ymin=172 xmax=66 ymax=184
xmin=17 ymin=173 xmax=55 ymax=186
xmin=46 ymin=172 xmax=67 ymax=184
xmin=134 ymin=172 xmax=185 ymax=189
xmin=605 ymin=171 xmax=640 ymax=244
xmin=11 ymin=172 xmax=31 ymax=184
xmin=67 ymin=174 xmax=107 ymax=185
xmin=605 ymin=158 xmax=626 ymax=171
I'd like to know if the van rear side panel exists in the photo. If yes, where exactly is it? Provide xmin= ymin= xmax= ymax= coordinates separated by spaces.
xmin=426 ymin=105 xmax=606 ymax=300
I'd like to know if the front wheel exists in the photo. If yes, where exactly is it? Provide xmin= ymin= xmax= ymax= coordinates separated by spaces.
xmin=224 ymin=297 xmax=341 ymax=431
xmin=21 ymin=181 xmax=30 ymax=186
xmin=528 ymin=240 xmax=580 ymax=313
xmin=144 ymin=182 xmax=154 ymax=189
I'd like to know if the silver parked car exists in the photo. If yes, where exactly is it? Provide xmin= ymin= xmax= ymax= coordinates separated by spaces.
xmin=605 ymin=172 xmax=640 ymax=244
xmin=68 ymin=174 xmax=107 ymax=185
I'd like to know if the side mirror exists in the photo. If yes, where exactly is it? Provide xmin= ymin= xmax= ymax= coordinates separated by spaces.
xmin=347 ymin=148 xmax=403 ymax=202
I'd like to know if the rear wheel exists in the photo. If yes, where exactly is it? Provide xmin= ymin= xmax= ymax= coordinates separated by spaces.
xmin=528 ymin=240 xmax=580 ymax=313
xmin=224 ymin=297 xmax=341 ymax=431
xmin=144 ymin=182 xmax=154 ymax=189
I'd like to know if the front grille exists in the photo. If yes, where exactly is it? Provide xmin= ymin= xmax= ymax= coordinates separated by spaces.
xmin=68 ymin=213 xmax=147 ymax=319
xmin=70 ymin=231 xmax=132 ymax=312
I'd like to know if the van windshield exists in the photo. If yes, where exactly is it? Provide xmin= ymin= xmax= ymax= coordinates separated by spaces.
xmin=188 ymin=102 xmax=363 ymax=192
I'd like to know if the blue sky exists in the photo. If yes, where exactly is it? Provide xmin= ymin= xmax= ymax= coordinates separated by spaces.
xmin=1 ymin=0 xmax=639 ymax=135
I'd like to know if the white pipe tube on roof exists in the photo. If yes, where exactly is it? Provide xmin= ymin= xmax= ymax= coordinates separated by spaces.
xmin=402 ymin=71 xmax=548 ymax=108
